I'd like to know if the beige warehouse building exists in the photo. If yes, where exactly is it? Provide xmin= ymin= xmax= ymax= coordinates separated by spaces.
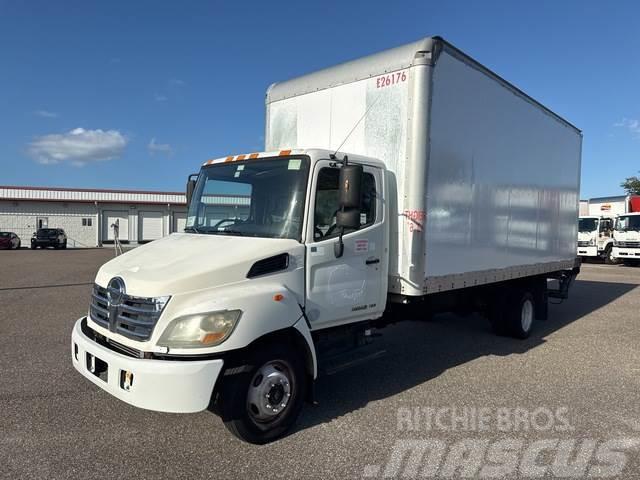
xmin=0 ymin=186 xmax=250 ymax=248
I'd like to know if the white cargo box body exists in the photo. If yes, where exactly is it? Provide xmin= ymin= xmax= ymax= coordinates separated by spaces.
xmin=587 ymin=196 xmax=628 ymax=217
xmin=266 ymin=36 xmax=582 ymax=296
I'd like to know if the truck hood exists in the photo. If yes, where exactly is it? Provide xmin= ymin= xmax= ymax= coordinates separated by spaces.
xmin=615 ymin=231 xmax=640 ymax=241
xmin=95 ymin=233 xmax=303 ymax=297
xmin=577 ymin=231 xmax=596 ymax=241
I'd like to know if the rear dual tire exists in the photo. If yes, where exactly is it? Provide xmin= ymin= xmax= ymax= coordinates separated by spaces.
xmin=490 ymin=289 xmax=536 ymax=339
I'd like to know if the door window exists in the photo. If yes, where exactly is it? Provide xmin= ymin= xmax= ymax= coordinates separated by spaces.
xmin=313 ymin=167 xmax=377 ymax=241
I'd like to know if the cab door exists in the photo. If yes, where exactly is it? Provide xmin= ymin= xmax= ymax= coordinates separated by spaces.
xmin=305 ymin=160 xmax=387 ymax=329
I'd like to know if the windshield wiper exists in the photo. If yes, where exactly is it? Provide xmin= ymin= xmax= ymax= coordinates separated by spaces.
xmin=184 ymin=226 xmax=201 ymax=233
xmin=209 ymin=229 xmax=246 ymax=236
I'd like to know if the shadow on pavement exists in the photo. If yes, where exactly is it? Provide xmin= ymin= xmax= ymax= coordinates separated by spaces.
xmin=294 ymin=278 xmax=637 ymax=432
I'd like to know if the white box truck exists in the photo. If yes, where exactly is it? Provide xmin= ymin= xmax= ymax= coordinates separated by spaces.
xmin=577 ymin=196 xmax=628 ymax=263
xmin=612 ymin=195 xmax=640 ymax=264
xmin=71 ymin=36 xmax=582 ymax=443
xmin=578 ymin=195 xmax=640 ymax=263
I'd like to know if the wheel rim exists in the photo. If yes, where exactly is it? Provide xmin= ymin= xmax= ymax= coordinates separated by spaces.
xmin=521 ymin=299 xmax=534 ymax=332
xmin=246 ymin=360 xmax=294 ymax=423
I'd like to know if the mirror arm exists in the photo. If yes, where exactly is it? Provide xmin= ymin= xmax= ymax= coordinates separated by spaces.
xmin=334 ymin=226 xmax=345 ymax=258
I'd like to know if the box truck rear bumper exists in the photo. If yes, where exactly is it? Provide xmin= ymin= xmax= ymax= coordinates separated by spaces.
xmin=577 ymin=246 xmax=598 ymax=257
xmin=613 ymin=247 xmax=640 ymax=259
xmin=71 ymin=317 xmax=223 ymax=413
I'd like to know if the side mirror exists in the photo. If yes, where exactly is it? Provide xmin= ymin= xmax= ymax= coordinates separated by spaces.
xmin=186 ymin=174 xmax=198 ymax=208
xmin=337 ymin=164 xmax=363 ymax=214
xmin=334 ymin=163 xmax=363 ymax=258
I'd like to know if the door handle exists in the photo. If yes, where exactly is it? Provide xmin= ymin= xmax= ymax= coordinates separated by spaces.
xmin=365 ymin=257 xmax=380 ymax=265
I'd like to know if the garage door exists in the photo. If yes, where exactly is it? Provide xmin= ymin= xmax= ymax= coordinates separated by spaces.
xmin=103 ymin=211 xmax=129 ymax=241
xmin=173 ymin=212 xmax=187 ymax=233
xmin=139 ymin=211 xmax=163 ymax=241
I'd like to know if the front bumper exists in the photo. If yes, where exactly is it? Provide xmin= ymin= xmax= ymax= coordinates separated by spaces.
xmin=577 ymin=246 xmax=598 ymax=257
xmin=612 ymin=247 xmax=640 ymax=259
xmin=71 ymin=317 xmax=224 ymax=413
xmin=32 ymin=239 xmax=60 ymax=247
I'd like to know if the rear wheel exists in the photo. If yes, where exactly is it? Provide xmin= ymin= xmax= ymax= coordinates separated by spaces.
xmin=62 ymin=240 xmax=67 ymax=249
xmin=217 ymin=343 xmax=307 ymax=444
xmin=490 ymin=289 xmax=535 ymax=339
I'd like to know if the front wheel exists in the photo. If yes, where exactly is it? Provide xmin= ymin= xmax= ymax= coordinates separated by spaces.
xmin=217 ymin=343 xmax=307 ymax=444
xmin=604 ymin=245 xmax=617 ymax=265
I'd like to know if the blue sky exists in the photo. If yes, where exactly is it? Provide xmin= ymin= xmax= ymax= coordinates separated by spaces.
xmin=0 ymin=0 xmax=638 ymax=198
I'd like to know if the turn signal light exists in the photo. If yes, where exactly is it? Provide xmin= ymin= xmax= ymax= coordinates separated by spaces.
xmin=201 ymin=332 xmax=225 ymax=344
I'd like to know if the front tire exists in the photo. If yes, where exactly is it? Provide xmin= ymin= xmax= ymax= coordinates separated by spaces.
xmin=604 ymin=245 xmax=616 ymax=265
xmin=217 ymin=343 xmax=307 ymax=444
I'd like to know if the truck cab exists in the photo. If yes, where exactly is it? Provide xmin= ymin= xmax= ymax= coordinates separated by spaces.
xmin=72 ymin=149 xmax=389 ymax=443
xmin=577 ymin=215 xmax=615 ymax=263
xmin=612 ymin=212 xmax=640 ymax=265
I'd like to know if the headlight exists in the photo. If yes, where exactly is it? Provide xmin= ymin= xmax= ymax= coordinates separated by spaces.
xmin=613 ymin=240 xmax=619 ymax=247
xmin=589 ymin=238 xmax=596 ymax=246
xmin=158 ymin=310 xmax=241 ymax=348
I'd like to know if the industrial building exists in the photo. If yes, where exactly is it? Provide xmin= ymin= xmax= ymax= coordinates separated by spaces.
xmin=0 ymin=186 xmax=248 ymax=248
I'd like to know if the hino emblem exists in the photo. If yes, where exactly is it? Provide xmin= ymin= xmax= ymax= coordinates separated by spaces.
xmin=107 ymin=277 xmax=126 ymax=307
xmin=106 ymin=277 xmax=125 ymax=332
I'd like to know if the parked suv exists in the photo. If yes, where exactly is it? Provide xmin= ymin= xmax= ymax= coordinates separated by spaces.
xmin=31 ymin=228 xmax=67 ymax=249
xmin=0 ymin=232 xmax=21 ymax=249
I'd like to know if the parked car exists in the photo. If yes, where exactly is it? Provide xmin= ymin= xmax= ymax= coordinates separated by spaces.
xmin=0 ymin=232 xmax=21 ymax=249
xmin=31 ymin=228 xmax=67 ymax=249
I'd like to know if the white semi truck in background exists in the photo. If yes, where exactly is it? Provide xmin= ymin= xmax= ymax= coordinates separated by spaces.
xmin=577 ymin=195 xmax=640 ymax=264
xmin=612 ymin=195 xmax=640 ymax=264
xmin=71 ymin=36 xmax=582 ymax=443
xmin=577 ymin=196 xmax=628 ymax=263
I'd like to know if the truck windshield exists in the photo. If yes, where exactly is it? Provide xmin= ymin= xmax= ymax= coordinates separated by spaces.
xmin=186 ymin=157 xmax=310 ymax=241
xmin=616 ymin=215 xmax=640 ymax=232
xmin=578 ymin=218 xmax=598 ymax=232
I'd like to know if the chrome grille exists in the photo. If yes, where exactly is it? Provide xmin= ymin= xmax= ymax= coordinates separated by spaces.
xmin=617 ymin=241 xmax=640 ymax=248
xmin=577 ymin=241 xmax=590 ymax=247
xmin=89 ymin=284 xmax=167 ymax=341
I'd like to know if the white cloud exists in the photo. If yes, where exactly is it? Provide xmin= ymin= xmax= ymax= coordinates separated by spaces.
xmin=148 ymin=138 xmax=173 ymax=156
xmin=169 ymin=78 xmax=185 ymax=86
xmin=614 ymin=118 xmax=640 ymax=138
xmin=28 ymin=128 xmax=127 ymax=166
xmin=35 ymin=110 xmax=59 ymax=118
xmin=154 ymin=93 xmax=168 ymax=102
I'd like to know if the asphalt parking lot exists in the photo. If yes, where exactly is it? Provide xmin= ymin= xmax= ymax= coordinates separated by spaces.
xmin=1 ymin=249 xmax=639 ymax=479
